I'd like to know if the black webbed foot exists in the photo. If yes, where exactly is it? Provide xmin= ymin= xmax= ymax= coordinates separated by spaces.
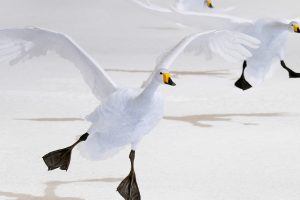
xmin=117 ymin=150 xmax=141 ymax=200
xmin=288 ymin=70 xmax=300 ymax=78
xmin=42 ymin=133 xmax=89 ymax=171
xmin=117 ymin=170 xmax=140 ymax=200
xmin=289 ymin=70 xmax=300 ymax=78
xmin=43 ymin=146 xmax=72 ymax=171
xmin=281 ymin=60 xmax=300 ymax=78
xmin=235 ymin=75 xmax=252 ymax=90
xmin=235 ymin=61 xmax=252 ymax=90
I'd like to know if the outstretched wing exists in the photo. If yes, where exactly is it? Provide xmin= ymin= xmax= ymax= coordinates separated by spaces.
xmin=0 ymin=27 xmax=117 ymax=101
xmin=130 ymin=0 xmax=251 ymax=30
xmin=143 ymin=30 xmax=260 ymax=87
xmin=185 ymin=30 xmax=260 ymax=62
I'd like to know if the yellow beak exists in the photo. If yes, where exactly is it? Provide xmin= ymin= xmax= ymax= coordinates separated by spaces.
xmin=163 ymin=73 xmax=176 ymax=86
xmin=294 ymin=24 xmax=300 ymax=33
xmin=207 ymin=0 xmax=213 ymax=8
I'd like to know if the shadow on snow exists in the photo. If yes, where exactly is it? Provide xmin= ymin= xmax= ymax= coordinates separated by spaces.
xmin=0 ymin=178 xmax=122 ymax=200
xmin=164 ymin=113 xmax=289 ymax=128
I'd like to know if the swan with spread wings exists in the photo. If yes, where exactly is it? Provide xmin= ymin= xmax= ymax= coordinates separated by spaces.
xmin=0 ymin=27 xmax=259 ymax=199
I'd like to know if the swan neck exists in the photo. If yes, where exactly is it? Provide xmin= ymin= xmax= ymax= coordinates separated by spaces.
xmin=137 ymin=79 xmax=160 ymax=101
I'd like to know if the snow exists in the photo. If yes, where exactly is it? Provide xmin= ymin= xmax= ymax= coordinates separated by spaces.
xmin=0 ymin=0 xmax=300 ymax=199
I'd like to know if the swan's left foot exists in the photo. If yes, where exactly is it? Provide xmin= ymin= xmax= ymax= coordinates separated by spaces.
xmin=281 ymin=60 xmax=300 ymax=78
xmin=42 ymin=133 xmax=89 ymax=171
xmin=117 ymin=150 xmax=141 ymax=200
xmin=235 ymin=75 xmax=252 ymax=90
xmin=235 ymin=61 xmax=252 ymax=90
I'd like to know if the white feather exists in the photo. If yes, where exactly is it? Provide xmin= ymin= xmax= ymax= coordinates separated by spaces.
xmin=185 ymin=30 xmax=260 ymax=63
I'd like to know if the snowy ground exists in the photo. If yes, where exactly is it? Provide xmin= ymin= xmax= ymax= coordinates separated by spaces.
xmin=0 ymin=0 xmax=300 ymax=199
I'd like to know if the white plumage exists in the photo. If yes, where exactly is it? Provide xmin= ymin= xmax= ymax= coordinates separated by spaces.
xmin=0 ymin=27 xmax=259 ymax=159
xmin=235 ymin=19 xmax=299 ymax=85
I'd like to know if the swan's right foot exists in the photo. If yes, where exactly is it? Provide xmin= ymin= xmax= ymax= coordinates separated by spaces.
xmin=288 ymin=71 xmax=300 ymax=78
xmin=281 ymin=60 xmax=300 ymax=78
xmin=42 ymin=133 xmax=89 ymax=171
xmin=117 ymin=150 xmax=141 ymax=200
xmin=235 ymin=61 xmax=252 ymax=90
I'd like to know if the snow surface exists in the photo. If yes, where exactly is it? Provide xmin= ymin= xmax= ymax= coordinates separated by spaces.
xmin=0 ymin=0 xmax=300 ymax=199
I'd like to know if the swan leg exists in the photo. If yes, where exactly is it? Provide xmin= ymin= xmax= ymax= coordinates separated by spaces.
xmin=117 ymin=150 xmax=141 ymax=200
xmin=42 ymin=133 xmax=89 ymax=171
xmin=281 ymin=60 xmax=300 ymax=78
xmin=235 ymin=61 xmax=252 ymax=90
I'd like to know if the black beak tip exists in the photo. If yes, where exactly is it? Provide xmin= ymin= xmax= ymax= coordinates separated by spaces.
xmin=167 ymin=78 xmax=176 ymax=86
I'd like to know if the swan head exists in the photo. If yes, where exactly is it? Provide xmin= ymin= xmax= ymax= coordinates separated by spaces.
xmin=157 ymin=68 xmax=176 ymax=86
xmin=289 ymin=21 xmax=300 ymax=33
xmin=205 ymin=0 xmax=214 ymax=8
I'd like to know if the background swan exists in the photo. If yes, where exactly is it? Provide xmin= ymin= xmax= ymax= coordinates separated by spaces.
xmin=233 ymin=19 xmax=300 ymax=90
xmin=136 ymin=0 xmax=234 ymax=13
xmin=131 ymin=0 xmax=300 ymax=90
xmin=0 ymin=27 xmax=259 ymax=199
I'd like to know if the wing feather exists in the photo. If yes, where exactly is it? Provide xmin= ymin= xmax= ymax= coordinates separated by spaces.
xmin=130 ymin=0 xmax=252 ymax=30
xmin=187 ymin=30 xmax=260 ymax=62
xmin=143 ymin=30 xmax=260 ymax=87
xmin=0 ymin=27 xmax=117 ymax=101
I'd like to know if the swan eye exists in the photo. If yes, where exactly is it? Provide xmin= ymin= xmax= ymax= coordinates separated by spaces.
xmin=160 ymin=72 xmax=163 ymax=75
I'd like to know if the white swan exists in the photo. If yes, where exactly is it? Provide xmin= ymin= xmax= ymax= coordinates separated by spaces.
xmin=132 ymin=0 xmax=214 ymax=13
xmin=0 ymin=27 xmax=259 ymax=199
xmin=131 ymin=0 xmax=300 ymax=90
xmin=233 ymin=19 xmax=300 ymax=90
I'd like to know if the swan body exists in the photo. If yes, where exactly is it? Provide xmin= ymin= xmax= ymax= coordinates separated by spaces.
xmin=82 ymin=86 xmax=164 ymax=160
xmin=232 ymin=19 xmax=300 ymax=89
xmin=236 ymin=20 xmax=290 ymax=83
